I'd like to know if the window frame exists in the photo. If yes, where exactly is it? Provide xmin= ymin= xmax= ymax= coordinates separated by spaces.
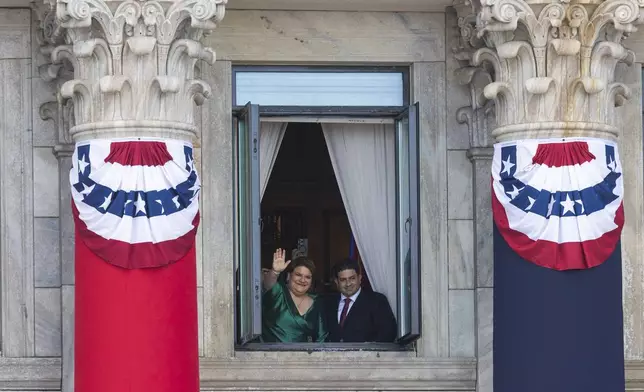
xmin=232 ymin=65 xmax=418 ymax=352
xmin=233 ymin=103 xmax=422 ymax=352
xmin=233 ymin=102 xmax=263 ymax=345
xmin=394 ymin=103 xmax=422 ymax=343
xmin=231 ymin=65 xmax=411 ymax=107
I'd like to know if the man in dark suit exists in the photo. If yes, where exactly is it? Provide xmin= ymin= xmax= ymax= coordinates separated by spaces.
xmin=324 ymin=259 xmax=397 ymax=343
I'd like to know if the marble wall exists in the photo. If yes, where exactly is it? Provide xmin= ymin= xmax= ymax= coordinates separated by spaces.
xmin=199 ymin=9 xmax=478 ymax=390
xmin=0 ymin=7 xmax=62 ymax=391
xmin=617 ymin=63 xmax=644 ymax=363
xmin=0 ymin=5 xmax=641 ymax=392
xmin=207 ymin=10 xmax=445 ymax=63
xmin=0 ymin=8 xmax=34 ymax=359
xmin=618 ymin=60 xmax=644 ymax=392
xmin=444 ymin=11 xmax=486 ymax=391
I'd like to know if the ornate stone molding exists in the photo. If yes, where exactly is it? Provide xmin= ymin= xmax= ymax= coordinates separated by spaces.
xmin=36 ymin=0 xmax=227 ymax=142
xmin=33 ymin=1 xmax=76 ymax=157
xmin=453 ymin=0 xmax=496 ymax=148
xmin=466 ymin=146 xmax=495 ymax=162
xmin=39 ymin=96 xmax=76 ymax=158
xmin=453 ymin=0 xmax=643 ymax=142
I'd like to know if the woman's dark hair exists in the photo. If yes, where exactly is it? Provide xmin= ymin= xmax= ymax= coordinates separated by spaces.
xmin=288 ymin=257 xmax=316 ymax=277
xmin=332 ymin=258 xmax=361 ymax=279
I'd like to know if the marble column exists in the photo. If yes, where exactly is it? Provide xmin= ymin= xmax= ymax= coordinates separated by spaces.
xmin=467 ymin=146 xmax=494 ymax=392
xmin=452 ymin=10 xmax=496 ymax=390
xmin=39 ymin=96 xmax=75 ymax=392
xmin=54 ymin=144 xmax=75 ymax=392
xmin=35 ymin=2 xmax=77 ymax=387
xmin=36 ymin=0 xmax=227 ymax=390
xmin=453 ymin=0 xmax=643 ymax=390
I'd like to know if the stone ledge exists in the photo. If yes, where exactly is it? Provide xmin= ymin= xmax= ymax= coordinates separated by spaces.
xmin=199 ymin=357 xmax=476 ymax=390
xmin=0 ymin=357 xmax=61 ymax=390
xmin=466 ymin=147 xmax=493 ymax=161
xmin=0 ymin=357 xmax=639 ymax=390
xmin=627 ymin=360 xmax=644 ymax=391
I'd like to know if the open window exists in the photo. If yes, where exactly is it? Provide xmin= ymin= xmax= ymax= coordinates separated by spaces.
xmin=234 ymin=102 xmax=262 ymax=344
xmin=395 ymin=103 xmax=421 ymax=343
xmin=233 ymin=102 xmax=421 ymax=350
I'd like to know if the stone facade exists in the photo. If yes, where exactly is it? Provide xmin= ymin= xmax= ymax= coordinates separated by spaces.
xmin=452 ymin=0 xmax=644 ymax=389
xmin=0 ymin=0 xmax=640 ymax=391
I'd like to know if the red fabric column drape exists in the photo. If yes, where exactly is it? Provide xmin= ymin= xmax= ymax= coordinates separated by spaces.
xmin=75 ymin=236 xmax=199 ymax=392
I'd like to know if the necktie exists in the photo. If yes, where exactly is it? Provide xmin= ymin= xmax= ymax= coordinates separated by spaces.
xmin=339 ymin=298 xmax=352 ymax=327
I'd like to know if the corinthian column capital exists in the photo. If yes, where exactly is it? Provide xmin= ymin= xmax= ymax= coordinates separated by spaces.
xmin=453 ymin=0 xmax=643 ymax=142
xmin=37 ymin=0 xmax=227 ymax=142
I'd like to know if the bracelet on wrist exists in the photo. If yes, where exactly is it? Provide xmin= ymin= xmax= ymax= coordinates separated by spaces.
xmin=272 ymin=269 xmax=281 ymax=276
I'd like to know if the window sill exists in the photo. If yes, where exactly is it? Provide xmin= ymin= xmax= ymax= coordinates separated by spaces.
xmin=199 ymin=356 xmax=477 ymax=390
xmin=235 ymin=342 xmax=413 ymax=352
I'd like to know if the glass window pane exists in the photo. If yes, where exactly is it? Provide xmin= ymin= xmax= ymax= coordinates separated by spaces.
xmin=237 ymin=110 xmax=249 ymax=342
xmin=248 ymin=104 xmax=262 ymax=337
xmin=395 ymin=102 xmax=421 ymax=342
xmin=407 ymin=103 xmax=421 ymax=340
xmin=396 ymin=116 xmax=411 ymax=335
xmin=235 ymin=71 xmax=404 ymax=106
xmin=235 ymin=103 xmax=262 ymax=344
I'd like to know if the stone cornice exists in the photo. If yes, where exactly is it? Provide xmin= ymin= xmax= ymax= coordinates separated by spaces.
xmin=467 ymin=146 xmax=494 ymax=161
xmin=453 ymin=0 xmax=643 ymax=143
xmin=52 ymin=144 xmax=76 ymax=158
xmin=35 ymin=0 xmax=227 ymax=142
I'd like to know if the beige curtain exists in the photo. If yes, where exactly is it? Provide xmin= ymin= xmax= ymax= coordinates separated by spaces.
xmin=321 ymin=123 xmax=397 ymax=316
xmin=259 ymin=122 xmax=288 ymax=199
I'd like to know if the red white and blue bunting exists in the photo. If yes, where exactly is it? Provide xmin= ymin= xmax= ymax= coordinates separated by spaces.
xmin=491 ymin=138 xmax=624 ymax=270
xmin=70 ymin=138 xmax=200 ymax=269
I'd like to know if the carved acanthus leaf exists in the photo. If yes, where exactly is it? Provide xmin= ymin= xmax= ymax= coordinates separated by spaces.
xmin=38 ymin=0 xmax=227 ymax=141
xmin=455 ymin=0 xmax=643 ymax=142
xmin=453 ymin=0 xmax=497 ymax=148
xmin=33 ymin=0 xmax=76 ymax=155
xmin=40 ymin=94 xmax=76 ymax=149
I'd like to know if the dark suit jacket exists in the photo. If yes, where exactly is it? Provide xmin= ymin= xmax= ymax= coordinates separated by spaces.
xmin=324 ymin=289 xmax=397 ymax=343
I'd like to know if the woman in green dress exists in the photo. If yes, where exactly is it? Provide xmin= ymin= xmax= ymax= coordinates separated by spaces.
xmin=261 ymin=248 xmax=328 ymax=343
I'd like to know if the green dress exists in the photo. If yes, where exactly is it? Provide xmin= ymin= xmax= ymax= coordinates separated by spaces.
xmin=262 ymin=281 xmax=328 ymax=343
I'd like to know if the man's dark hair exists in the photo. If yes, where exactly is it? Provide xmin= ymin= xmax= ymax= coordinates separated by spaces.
xmin=332 ymin=258 xmax=361 ymax=279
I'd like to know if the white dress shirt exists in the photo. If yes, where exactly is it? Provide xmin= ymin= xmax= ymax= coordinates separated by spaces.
xmin=337 ymin=288 xmax=362 ymax=323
